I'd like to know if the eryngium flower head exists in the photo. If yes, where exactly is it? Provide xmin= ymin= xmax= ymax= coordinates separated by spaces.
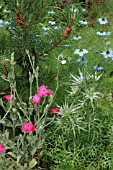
xmin=58 ymin=101 xmax=80 ymax=117
xmin=82 ymin=87 xmax=102 ymax=107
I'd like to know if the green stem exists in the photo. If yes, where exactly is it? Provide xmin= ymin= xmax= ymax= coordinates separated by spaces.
xmin=86 ymin=100 xmax=90 ymax=121
xmin=13 ymin=123 xmax=16 ymax=138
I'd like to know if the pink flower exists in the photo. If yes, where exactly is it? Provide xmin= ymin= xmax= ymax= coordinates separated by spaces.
xmin=22 ymin=122 xmax=36 ymax=133
xmin=37 ymin=85 xmax=53 ymax=97
xmin=32 ymin=94 xmax=41 ymax=104
xmin=49 ymin=107 xmax=60 ymax=115
xmin=3 ymin=94 xmax=14 ymax=102
xmin=0 ymin=144 xmax=5 ymax=154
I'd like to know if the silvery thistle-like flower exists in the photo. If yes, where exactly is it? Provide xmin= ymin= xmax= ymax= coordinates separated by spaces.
xmin=98 ymin=18 xmax=108 ymax=25
xmin=79 ymin=20 xmax=88 ymax=25
xmin=70 ymin=71 xmax=85 ymax=90
xmin=57 ymin=101 xmax=85 ymax=134
xmin=70 ymin=69 xmax=103 ymax=90
xmin=82 ymin=87 xmax=102 ymax=107
xmin=58 ymin=101 xmax=77 ymax=117
xmin=74 ymin=49 xmax=89 ymax=57
xmin=69 ymin=69 xmax=103 ymax=104
xmin=73 ymin=36 xmax=82 ymax=40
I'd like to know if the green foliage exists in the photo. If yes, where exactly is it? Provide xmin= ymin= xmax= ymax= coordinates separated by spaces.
xmin=45 ymin=70 xmax=113 ymax=170
xmin=0 ymin=52 xmax=59 ymax=169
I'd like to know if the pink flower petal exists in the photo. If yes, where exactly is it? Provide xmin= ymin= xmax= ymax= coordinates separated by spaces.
xmin=22 ymin=122 xmax=36 ymax=133
xmin=3 ymin=94 xmax=14 ymax=102
xmin=0 ymin=144 xmax=5 ymax=154
xmin=37 ymin=85 xmax=53 ymax=97
xmin=32 ymin=94 xmax=41 ymax=104
xmin=49 ymin=107 xmax=60 ymax=115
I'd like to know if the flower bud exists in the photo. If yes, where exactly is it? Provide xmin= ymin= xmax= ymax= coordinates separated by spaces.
xmin=32 ymin=56 xmax=35 ymax=60
xmin=11 ymin=52 xmax=14 ymax=63
xmin=26 ymin=49 xmax=29 ymax=55
xmin=16 ymin=1 xmax=21 ymax=9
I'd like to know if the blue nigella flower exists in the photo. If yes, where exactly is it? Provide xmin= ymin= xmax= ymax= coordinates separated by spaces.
xmin=54 ymin=26 xmax=60 ymax=30
xmin=44 ymin=32 xmax=49 ymax=35
xmin=64 ymin=44 xmax=70 ymax=47
xmin=96 ymin=31 xmax=111 ymax=36
xmin=70 ymin=8 xmax=77 ymax=13
xmin=106 ymin=41 xmax=110 ymax=46
xmin=58 ymin=54 xmax=67 ymax=64
xmin=48 ymin=11 xmax=54 ymax=14
xmin=79 ymin=20 xmax=88 ymax=25
xmin=93 ymin=65 xmax=104 ymax=71
xmin=42 ymin=26 xmax=50 ymax=31
xmin=76 ymin=57 xmax=88 ymax=65
xmin=4 ymin=21 xmax=10 ymax=25
xmin=95 ymin=50 xmax=98 ymax=53
xmin=73 ymin=36 xmax=82 ymax=40
xmin=101 ymin=50 xmax=113 ymax=59
xmin=48 ymin=21 xmax=56 ymax=25
xmin=4 ymin=9 xmax=11 ymax=13
xmin=0 ymin=19 xmax=3 ymax=27
xmin=74 ymin=49 xmax=89 ymax=57
xmin=98 ymin=18 xmax=108 ymax=25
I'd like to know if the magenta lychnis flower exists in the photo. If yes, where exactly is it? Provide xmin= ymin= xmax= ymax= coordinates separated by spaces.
xmin=49 ymin=107 xmax=60 ymax=115
xmin=3 ymin=94 xmax=14 ymax=102
xmin=22 ymin=122 xmax=36 ymax=133
xmin=0 ymin=144 xmax=5 ymax=154
xmin=32 ymin=94 xmax=41 ymax=104
xmin=37 ymin=85 xmax=53 ymax=97
xmin=32 ymin=85 xmax=53 ymax=104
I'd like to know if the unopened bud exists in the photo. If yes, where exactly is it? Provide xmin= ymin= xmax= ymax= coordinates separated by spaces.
xmin=32 ymin=56 xmax=35 ymax=60
xmin=11 ymin=52 xmax=14 ymax=62
xmin=16 ymin=1 xmax=21 ymax=9
xmin=26 ymin=49 xmax=29 ymax=55
xmin=36 ymin=66 xmax=39 ymax=72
